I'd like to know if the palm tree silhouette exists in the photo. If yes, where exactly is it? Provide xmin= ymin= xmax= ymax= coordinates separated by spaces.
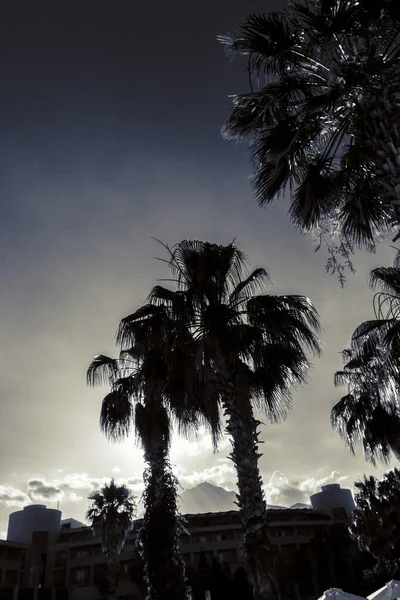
xmin=333 ymin=251 xmax=400 ymax=463
xmin=87 ymin=301 xmax=218 ymax=600
xmin=146 ymin=239 xmax=321 ymax=600
xmin=86 ymin=479 xmax=136 ymax=600
xmin=219 ymin=1 xmax=400 ymax=272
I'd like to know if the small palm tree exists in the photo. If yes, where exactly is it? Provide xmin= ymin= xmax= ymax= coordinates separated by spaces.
xmin=146 ymin=240 xmax=321 ymax=600
xmin=86 ymin=479 xmax=136 ymax=600
xmin=219 ymin=1 xmax=400 ymax=276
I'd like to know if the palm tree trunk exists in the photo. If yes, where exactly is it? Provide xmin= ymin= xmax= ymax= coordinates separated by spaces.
xmin=221 ymin=374 xmax=280 ymax=600
xmin=139 ymin=440 xmax=191 ymax=600
xmin=106 ymin=553 xmax=118 ymax=600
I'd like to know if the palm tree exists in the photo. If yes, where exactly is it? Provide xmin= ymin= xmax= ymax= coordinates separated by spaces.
xmin=332 ymin=251 xmax=400 ymax=462
xmin=86 ymin=479 xmax=136 ymax=600
xmin=219 ymin=1 xmax=400 ymax=276
xmin=332 ymin=346 xmax=400 ymax=464
xmin=144 ymin=239 xmax=321 ymax=600
xmin=87 ymin=304 xmax=217 ymax=600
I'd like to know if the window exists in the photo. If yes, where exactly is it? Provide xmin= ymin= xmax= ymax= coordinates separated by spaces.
xmin=199 ymin=535 xmax=209 ymax=544
xmin=31 ymin=532 xmax=49 ymax=546
xmin=215 ymin=533 xmax=226 ymax=542
xmin=54 ymin=569 xmax=66 ymax=587
xmin=75 ymin=547 xmax=91 ymax=558
xmin=55 ymin=551 xmax=67 ymax=567
xmin=6 ymin=548 xmax=21 ymax=561
xmin=277 ymin=527 xmax=294 ymax=537
xmin=70 ymin=566 xmax=90 ymax=585
xmin=5 ymin=570 xmax=18 ymax=585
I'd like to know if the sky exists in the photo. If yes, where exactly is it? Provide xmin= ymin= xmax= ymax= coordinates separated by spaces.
xmin=0 ymin=0 xmax=396 ymax=536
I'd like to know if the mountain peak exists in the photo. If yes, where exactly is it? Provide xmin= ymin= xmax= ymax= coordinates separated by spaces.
xmin=180 ymin=481 xmax=287 ymax=514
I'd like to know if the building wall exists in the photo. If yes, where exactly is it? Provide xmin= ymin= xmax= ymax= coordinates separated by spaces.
xmin=0 ymin=507 xmax=335 ymax=600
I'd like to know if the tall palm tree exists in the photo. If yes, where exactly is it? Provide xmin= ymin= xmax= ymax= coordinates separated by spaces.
xmin=87 ymin=304 xmax=218 ymax=600
xmin=219 ymin=1 xmax=400 ymax=274
xmin=86 ymin=479 xmax=136 ymax=600
xmin=143 ymin=239 xmax=321 ymax=600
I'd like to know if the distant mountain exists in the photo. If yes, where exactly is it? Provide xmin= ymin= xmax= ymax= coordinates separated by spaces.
xmin=289 ymin=502 xmax=310 ymax=510
xmin=179 ymin=482 xmax=287 ymax=514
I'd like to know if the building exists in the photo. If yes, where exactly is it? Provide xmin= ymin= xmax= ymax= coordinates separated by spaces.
xmin=0 ymin=484 xmax=355 ymax=600
xmin=310 ymin=484 xmax=356 ymax=523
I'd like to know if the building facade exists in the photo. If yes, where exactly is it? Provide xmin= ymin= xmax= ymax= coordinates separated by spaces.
xmin=0 ymin=484 xmax=355 ymax=600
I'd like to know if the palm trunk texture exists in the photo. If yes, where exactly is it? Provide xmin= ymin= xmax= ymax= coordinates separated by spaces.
xmin=139 ymin=441 xmax=191 ymax=600
xmin=106 ymin=552 xmax=118 ymax=600
xmin=221 ymin=370 xmax=280 ymax=600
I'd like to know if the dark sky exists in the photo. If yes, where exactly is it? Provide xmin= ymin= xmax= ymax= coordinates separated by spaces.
xmin=0 ymin=0 xmax=393 ymax=532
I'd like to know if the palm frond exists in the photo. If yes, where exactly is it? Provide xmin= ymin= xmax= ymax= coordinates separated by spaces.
xmin=87 ymin=355 xmax=119 ymax=387
xmin=219 ymin=11 xmax=299 ymax=77
xmin=99 ymin=390 xmax=133 ymax=442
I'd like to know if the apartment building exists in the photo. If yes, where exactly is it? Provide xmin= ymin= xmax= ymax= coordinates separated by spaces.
xmin=0 ymin=483 xmax=355 ymax=600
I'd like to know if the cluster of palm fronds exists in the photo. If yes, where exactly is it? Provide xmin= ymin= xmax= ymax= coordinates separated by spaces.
xmin=332 ymin=253 xmax=400 ymax=463
xmin=220 ymin=0 xmax=400 ymax=278
xmin=87 ymin=239 xmax=321 ymax=600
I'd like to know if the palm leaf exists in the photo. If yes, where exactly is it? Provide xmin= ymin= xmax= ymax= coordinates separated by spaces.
xmin=99 ymin=390 xmax=133 ymax=442
xmin=87 ymin=355 xmax=119 ymax=387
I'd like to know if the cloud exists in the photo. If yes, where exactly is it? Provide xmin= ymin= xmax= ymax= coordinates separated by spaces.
xmin=173 ymin=463 xmax=237 ymax=490
xmin=264 ymin=471 xmax=349 ymax=507
xmin=0 ymin=486 xmax=29 ymax=508
xmin=111 ymin=467 xmax=121 ymax=473
xmin=28 ymin=480 xmax=61 ymax=500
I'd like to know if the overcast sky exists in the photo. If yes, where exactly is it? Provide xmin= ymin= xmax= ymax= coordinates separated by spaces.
xmin=0 ymin=0 xmax=395 ymax=536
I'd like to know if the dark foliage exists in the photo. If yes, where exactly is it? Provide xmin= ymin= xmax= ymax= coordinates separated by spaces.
xmin=351 ymin=469 xmax=400 ymax=589
xmin=333 ymin=251 xmax=400 ymax=463
xmin=220 ymin=0 xmax=400 ymax=280
xmin=186 ymin=553 xmax=254 ymax=600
